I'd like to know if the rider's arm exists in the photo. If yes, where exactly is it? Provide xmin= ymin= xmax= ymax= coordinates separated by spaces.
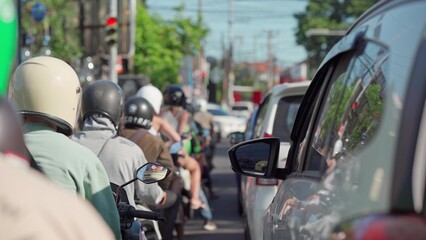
xmin=155 ymin=116 xmax=181 ymax=142
xmin=156 ymin=141 xmax=176 ymax=189
xmin=180 ymin=151 xmax=202 ymax=208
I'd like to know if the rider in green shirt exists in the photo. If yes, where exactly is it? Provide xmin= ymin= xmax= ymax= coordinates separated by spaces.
xmin=10 ymin=56 xmax=121 ymax=240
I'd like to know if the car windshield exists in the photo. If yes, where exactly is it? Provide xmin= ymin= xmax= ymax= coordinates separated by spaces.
xmin=208 ymin=109 xmax=229 ymax=116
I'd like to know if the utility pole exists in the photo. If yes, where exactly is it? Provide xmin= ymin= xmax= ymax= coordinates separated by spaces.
xmin=197 ymin=0 xmax=205 ymax=99
xmin=108 ymin=0 xmax=118 ymax=83
xmin=223 ymin=0 xmax=233 ymax=106
xmin=267 ymin=30 xmax=278 ymax=90
xmin=252 ymin=33 xmax=261 ymax=87
xmin=253 ymin=34 xmax=258 ymax=63
xmin=198 ymin=0 xmax=202 ymax=24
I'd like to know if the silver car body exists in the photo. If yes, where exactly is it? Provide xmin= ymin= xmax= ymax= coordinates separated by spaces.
xmin=262 ymin=1 xmax=426 ymax=239
xmin=242 ymin=81 xmax=310 ymax=240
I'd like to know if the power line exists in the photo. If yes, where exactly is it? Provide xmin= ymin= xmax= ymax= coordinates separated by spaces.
xmin=148 ymin=7 xmax=298 ymax=15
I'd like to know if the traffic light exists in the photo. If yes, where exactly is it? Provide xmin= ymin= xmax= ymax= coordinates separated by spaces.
xmin=105 ymin=17 xmax=118 ymax=46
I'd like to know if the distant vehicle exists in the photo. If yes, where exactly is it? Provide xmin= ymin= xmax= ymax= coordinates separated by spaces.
xmin=206 ymin=103 xmax=246 ymax=142
xmin=238 ymin=81 xmax=310 ymax=240
xmin=229 ymin=1 xmax=426 ymax=239
xmin=230 ymin=101 xmax=254 ymax=120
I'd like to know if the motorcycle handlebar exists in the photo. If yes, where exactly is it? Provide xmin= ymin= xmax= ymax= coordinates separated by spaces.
xmin=129 ymin=208 xmax=166 ymax=222
xmin=118 ymin=202 xmax=166 ymax=222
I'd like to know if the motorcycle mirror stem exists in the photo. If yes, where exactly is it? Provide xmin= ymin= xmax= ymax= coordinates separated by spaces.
xmin=115 ymin=162 xmax=171 ymax=204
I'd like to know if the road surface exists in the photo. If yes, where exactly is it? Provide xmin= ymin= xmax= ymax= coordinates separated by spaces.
xmin=182 ymin=141 xmax=245 ymax=240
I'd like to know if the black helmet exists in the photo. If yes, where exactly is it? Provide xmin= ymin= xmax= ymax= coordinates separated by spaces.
xmin=82 ymin=80 xmax=123 ymax=127
xmin=124 ymin=96 xmax=154 ymax=129
xmin=163 ymin=85 xmax=186 ymax=107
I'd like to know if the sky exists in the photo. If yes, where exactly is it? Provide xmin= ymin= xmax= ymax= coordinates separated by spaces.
xmin=146 ymin=0 xmax=308 ymax=67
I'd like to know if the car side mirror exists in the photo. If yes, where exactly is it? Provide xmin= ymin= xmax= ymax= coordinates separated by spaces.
xmin=228 ymin=137 xmax=280 ymax=178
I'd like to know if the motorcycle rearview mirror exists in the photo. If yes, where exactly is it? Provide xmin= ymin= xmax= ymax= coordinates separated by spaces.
xmin=136 ymin=162 xmax=171 ymax=184
xmin=115 ymin=163 xmax=171 ymax=204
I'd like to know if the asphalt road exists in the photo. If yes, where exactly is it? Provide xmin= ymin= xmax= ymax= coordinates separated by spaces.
xmin=182 ymin=141 xmax=245 ymax=240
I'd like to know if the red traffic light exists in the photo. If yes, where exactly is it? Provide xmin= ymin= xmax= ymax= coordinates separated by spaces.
xmin=106 ymin=17 xmax=117 ymax=26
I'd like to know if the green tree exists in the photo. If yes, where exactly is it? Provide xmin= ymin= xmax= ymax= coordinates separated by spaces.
xmin=294 ymin=0 xmax=378 ymax=70
xmin=349 ymin=83 xmax=383 ymax=150
xmin=133 ymin=4 xmax=208 ymax=90
xmin=21 ymin=0 xmax=82 ymax=63
xmin=318 ymin=78 xmax=353 ymax=144
xmin=170 ymin=4 xmax=209 ymax=55
xmin=134 ymin=5 xmax=181 ymax=90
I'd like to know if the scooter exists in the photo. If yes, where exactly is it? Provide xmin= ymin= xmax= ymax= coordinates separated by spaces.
xmin=112 ymin=162 xmax=171 ymax=240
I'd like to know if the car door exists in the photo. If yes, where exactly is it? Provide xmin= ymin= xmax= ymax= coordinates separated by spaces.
xmin=266 ymin=36 xmax=390 ymax=239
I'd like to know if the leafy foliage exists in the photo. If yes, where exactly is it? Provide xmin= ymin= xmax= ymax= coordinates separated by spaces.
xmin=348 ymin=83 xmax=382 ymax=150
xmin=21 ymin=0 xmax=82 ymax=63
xmin=133 ymin=4 xmax=209 ymax=90
xmin=319 ymin=78 xmax=353 ymax=144
xmin=294 ymin=0 xmax=378 ymax=70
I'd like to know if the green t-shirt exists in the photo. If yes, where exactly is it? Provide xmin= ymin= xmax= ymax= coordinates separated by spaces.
xmin=25 ymin=122 xmax=121 ymax=240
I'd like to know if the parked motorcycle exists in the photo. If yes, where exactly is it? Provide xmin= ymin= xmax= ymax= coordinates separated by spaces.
xmin=111 ymin=162 xmax=171 ymax=240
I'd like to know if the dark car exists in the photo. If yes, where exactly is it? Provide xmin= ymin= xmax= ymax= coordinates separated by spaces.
xmin=229 ymin=0 xmax=426 ymax=239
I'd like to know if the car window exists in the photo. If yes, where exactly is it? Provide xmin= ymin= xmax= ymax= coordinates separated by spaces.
xmin=272 ymin=95 xmax=304 ymax=142
xmin=253 ymin=95 xmax=271 ymax=138
xmin=304 ymin=41 xmax=389 ymax=175
xmin=245 ymin=108 xmax=258 ymax=140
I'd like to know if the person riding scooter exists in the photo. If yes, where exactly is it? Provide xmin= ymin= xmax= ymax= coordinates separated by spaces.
xmin=0 ymin=2 xmax=114 ymax=238
xmin=10 ymin=56 xmax=121 ymax=239
xmin=121 ymin=96 xmax=182 ymax=240
xmin=73 ymin=80 xmax=177 ymax=239
xmin=72 ymin=80 xmax=168 ymax=208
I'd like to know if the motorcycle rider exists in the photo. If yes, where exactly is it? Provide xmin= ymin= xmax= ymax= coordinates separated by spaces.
xmin=192 ymin=98 xmax=217 ymax=199
xmin=139 ymin=84 xmax=204 ymax=209
xmin=72 ymin=80 xmax=168 ymax=209
xmin=161 ymin=85 xmax=217 ymax=231
xmin=136 ymin=84 xmax=208 ymax=236
xmin=0 ymin=103 xmax=115 ymax=240
xmin=161 ymin=85 xmax=192 ymax=135
xmin=192 ymin=98 xmax=215 ymax=165
xmin=0 ymin=3 xmax=115 ymax=238
xmin=135 ymin=84 xmax=181 ymax=145
xmin=121 ymin=96 xmax=182 ymax=240
xmin=9 ymin=56 xmax=121 ymax=239
xmin=121 ymin=96 xmax=176 ymax=189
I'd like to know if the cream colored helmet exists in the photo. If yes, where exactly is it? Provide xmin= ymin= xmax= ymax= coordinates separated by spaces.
xmin=136 ymin=84 xmax=163 ymax=115
xmin=10 ymin=56 xmax=82 ymax=136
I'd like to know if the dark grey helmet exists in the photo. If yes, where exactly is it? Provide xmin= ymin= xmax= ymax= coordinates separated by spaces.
xmin=124 ymin=96 xmax=154 ymax=129
xmin=163 ymin=84 xmax=186 ymax=107
xmin=82 ymin=80 xmax=123 ymax=127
